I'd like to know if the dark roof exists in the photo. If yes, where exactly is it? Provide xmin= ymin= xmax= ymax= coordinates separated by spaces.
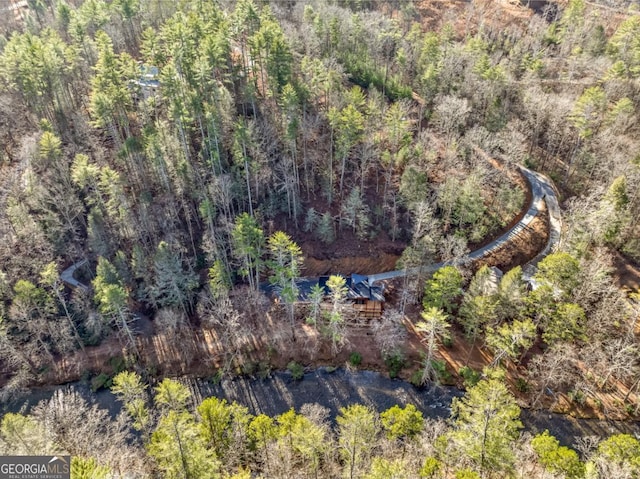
xmin=292 ymin=275 xmax=385 ymax=302
xmin=133 ymin=65 xmax=160 ymax=89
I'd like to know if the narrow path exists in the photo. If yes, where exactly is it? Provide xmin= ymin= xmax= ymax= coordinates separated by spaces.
xmin=60 ymin=259 xmax=89 ymax=293
xmin=368 ymin=158 xmax=562 ymax=285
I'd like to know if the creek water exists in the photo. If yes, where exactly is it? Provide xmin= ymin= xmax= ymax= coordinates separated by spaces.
xmin=2 ymin=368 xmax=639 ymax=448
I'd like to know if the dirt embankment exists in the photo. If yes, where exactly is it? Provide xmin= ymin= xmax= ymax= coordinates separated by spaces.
xmin=303 ymin=253 xmax=400 ymax=276
xmin=478 ymin=202 xmax=549 ymax=272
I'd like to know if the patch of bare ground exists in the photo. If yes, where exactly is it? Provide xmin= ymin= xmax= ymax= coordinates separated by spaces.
xmin=303 ymin=253 xmax=400 ymax=276
xmin=612 ymin=251 xmax=640 ymax=294
xmin=269 ymin=192 xmax=408 ymax=276
xmin=414 ymin=0 xmax=534 ymax=36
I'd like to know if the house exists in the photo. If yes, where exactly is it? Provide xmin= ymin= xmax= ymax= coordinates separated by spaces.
xmin=297 ymin=274 xmax=385 ymax=319
xmin=132 ymin=65 xmax=160 ymax=99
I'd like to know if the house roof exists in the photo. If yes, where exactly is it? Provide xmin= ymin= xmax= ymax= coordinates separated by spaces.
xmin=296 ymin=275 xmax=385 ymax=302
xmin=132 ymin=65 xmax=160 ymax=89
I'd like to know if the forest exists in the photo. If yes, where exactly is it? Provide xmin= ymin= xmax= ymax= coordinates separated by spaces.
xmin=1 ymin=0 xmax=640 ymax=476
xmin=1 ymin=371 xmax=639 ymax=479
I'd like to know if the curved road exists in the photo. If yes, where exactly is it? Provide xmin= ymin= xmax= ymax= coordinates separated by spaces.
xmin=368 ymin=159 xmax=562 ymax=285
xmin=60 ymin=259 xmax=89 ymax=292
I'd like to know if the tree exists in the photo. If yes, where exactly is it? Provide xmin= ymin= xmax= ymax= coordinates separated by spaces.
xmin=607 ymin=15 xmax=640 ymax=77
xmin=208 ymin=260 xmax=230 ymax=301
xmin=274 ymin=409 xmax=328 ymax=478
xmin=341 ymin=187 xmax=371 ymax=239
xmin=454 ymin=470 xmax=480 ymax=479
xmin=485 ymin=319 xmax=536 ymax=367
xmin=249 ymin=7 xmax=292 ymax=97
xmin=0 ymin=316 xmax=38 ymax=380
xmin=232 ymin=122 xmax=257 ymax=217
xmin=40 ymin=262 xmax=85 ymax=353
xmin=602 ymin=175 xmax=631 ymax=246
xmin=112 ymin=0 xmax=140 ymax=50
xmin=154 ymin=378 xmax=191 ymax=413
xmin=70 ymin=457 xmax=110 ymax=479
xmin=415 ymin=307 xmax=450 ymax=385
xmin=419 ymin=457 xmax=442 ymax=478
xmin=249 ymin=414 xmax=277 ymax=476
xmin=404 ymin=201 xmax=440 ymax=263
xmin=329 ymin=101 xmax=365 ymax=200
xmin=459 ymin=295 xmax=498 ymax=344
xmin=231 ymin=213 xmax=265 ymax=291
xmin=197 ymin=397 xmax=233 ymax=458
xmin=267 ymin=231 xmax=303 ymax=338
xmin=365 ymin=458 xmax=412 ymax=479
xmin=446 ymin=376 xmax=522 ymax=477
xmin=531 ymin=431 xmax=585 ymax=479
xmin=459 ymin=265 xmax=499 ymax=343
xmin=7 ymin=278 xmax=63 ymax=368
xmin=0 ymin=29 xmax=77 ymax=125
xmin=89 ymin=31 xmax=135 ymax=145
xmin=534 ymin=252 xmax=581 ymax=298
xmin=111 ymin=371 xmax=150 ymax=434
xmin=379 ymin=101 xmax=412 ymax=209
xmin=148 ymin=410 xmax=217 ymax=479
xmin=465 ymin=266 xmax=496 ymax=298
xmin=30 ymin=389 xmax=142 ymax=473
xmin=433 ymin=95 xmax=470 ymax=141
xmin=423 ymin=266 xmax=463 ymax=315
xmin=92 ymin=257 xmax=136 ymax=351
xmin=337 ymin=404 xmax=380 ymax=479
xmin=496 ymin=266 xmax=526 ymax=322
xmin=146 ymin=241 xmax=198 ymax=315
xmin=380 ymin=404 xmax=423 ymax=444
xmin=197 ymin=398 xmax=250 ymax=469
xmin=569 ymin=86 xmax=606 ymax=141
xmin=585 ymin=337 xmax=639 ymax=392
xmin=306 ymin=283 xmax=325 ymax=332
xmin=317 ymin=212 xmax=336 ymax=244
xmin=323 ymin=275 xmax=350 ymax=355
xmin=528 ymin=343 xmax=579 ymax=409
xmin=589 ymin=434 xmax=640 ymax=478
xmin=453 ymin=175 xmax=486 ymax=236
xmin=566 ymin=85 xmax=606 ymax=183
xmin=542 ymin=302 xmax=587 ymax=346
xmin=147 ymin=378 xmax=218 ymax=479
xmin=0 ymin=413 xmax=48 ymax=455
xmin=417 ymin=31 xmax=443 ymax=100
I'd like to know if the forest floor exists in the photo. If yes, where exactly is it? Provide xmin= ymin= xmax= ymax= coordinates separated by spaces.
xmin=413 ymin=0 xmax=535 ymax=35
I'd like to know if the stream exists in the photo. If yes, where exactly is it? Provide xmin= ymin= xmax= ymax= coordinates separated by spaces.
xmin=2 ymin=368 xmax=639 ymax=448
